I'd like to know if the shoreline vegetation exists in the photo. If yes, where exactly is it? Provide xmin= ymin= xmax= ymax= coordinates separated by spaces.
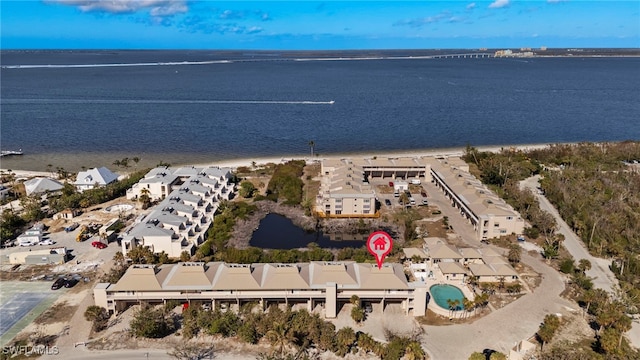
xmin=1 ymin=142 xmax=564 ymax=177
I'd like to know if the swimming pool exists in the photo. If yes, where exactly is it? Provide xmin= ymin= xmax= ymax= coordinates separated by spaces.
xmin=429 ymin=284 xmax=465 ymax=310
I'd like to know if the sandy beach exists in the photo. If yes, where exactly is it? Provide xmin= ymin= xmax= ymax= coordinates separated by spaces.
xmin=1 ymin=143 xmax=556 ymax=179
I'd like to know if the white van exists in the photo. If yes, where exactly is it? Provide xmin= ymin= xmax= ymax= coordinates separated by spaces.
xmin=410 ymin=178 xmax=421 ymax=185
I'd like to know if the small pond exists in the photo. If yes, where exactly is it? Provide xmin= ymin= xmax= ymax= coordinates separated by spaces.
xmin=249 ymin=213 xmax=366 ymax=249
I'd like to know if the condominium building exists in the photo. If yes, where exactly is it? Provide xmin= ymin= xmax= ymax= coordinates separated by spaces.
xmin=121 ymin=166 xmax=234 ymax=258
xmin=93 ymin=261 xmax=429 ymax=318
xmin=351 ymin=157 xmax=432 ymax=181
xmin=316 ymin=159 xmax=376 ymax=217
xmin=429 ymin=157 xmax=525 ymax=241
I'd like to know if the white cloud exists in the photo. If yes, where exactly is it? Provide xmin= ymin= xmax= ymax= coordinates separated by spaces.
xmin=488 ymin=0 xmax=510 ymax=9
xmin=46 ymin=0 xmax=188 ymax=16
xmin=466 ymin=3 xmax=476 ymax=10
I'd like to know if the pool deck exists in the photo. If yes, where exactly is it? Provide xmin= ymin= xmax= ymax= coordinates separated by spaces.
xmin=411 ymin=263 xmax=477 ymax=318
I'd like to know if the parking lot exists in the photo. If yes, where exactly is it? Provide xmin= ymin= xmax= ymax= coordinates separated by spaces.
xmin=369 ymin=177 xmax=430 ymax=210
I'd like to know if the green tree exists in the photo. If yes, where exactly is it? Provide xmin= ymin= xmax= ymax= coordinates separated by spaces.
xmin=537 ymin=314 xmax=560 ymax=351
xmin=180 ymin=251 xmax=191 ymax=262
xmin=578 ymin=259 xmax=592 ymax=274
xmin=139 ymin=187 xmax=151 ymax=209
xmin=468 ymin=352 xmax=486 ymax=360
xmin=127 ymin=246 xmax=157 ymax=263
xmin=404 ymin=341 xmax=426 ymax=360
xmin=507 ymin=244 xmax=522 ymax=264
xmin=265 ymin=321 xmax=294 ymax=356
xmin=335 ymin=327 xmax=356 ymax=357
xmin=130 ymin=306 xmax=174 ymax=338
xmin=239 ymin=181 xmax=256 ymax=198
xmin=84 ymin=305 xmax=109 ymax=332
xmin=351 ymin=305 xmax=365 ymax=323
xmin=0 ymin=208 xmax=26 ymax=243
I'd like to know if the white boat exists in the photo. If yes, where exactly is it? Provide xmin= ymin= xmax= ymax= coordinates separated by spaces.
xmin=0 ymin=149 xmax=23 ymax=157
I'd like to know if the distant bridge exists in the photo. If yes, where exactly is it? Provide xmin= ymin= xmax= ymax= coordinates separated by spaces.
xmin=428 ymin=53 xmax=494 ymax=59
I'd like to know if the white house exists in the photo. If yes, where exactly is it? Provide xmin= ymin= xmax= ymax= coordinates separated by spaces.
xmin=74 ymin=167 xmax=119 ymax=193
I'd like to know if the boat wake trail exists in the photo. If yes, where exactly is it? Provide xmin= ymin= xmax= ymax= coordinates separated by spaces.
xmin=2 ymin=99 xmax=336 ymax=105
xmin=1 ymin=60 xmax=233 ymax=69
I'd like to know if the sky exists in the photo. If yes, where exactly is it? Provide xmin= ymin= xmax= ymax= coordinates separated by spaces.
xmin=1 ymin=0 xmax=639 ymax=50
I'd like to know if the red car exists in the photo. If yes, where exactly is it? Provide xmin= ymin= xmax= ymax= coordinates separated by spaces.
xmin=389 ymin=181 xmax=394 ymax=187
xmin=91 ymin=241 xmax=107 ymax=249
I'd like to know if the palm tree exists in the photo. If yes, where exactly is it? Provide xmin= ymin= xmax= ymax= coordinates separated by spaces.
xmin=446 ymin=299 xmax=455 ymax=318
xmin=266 ymin=322 xmax=293 ymax=356
xmin=308 ymin=140 xmax=315 ymax=157
xmin=462 ymin=298 xmax=474 ymax=319
xmin=404 ymin=341 xmax=426 ymax=360
xmin=578 ymin=259 xmax=592 ymax=274
xmin=452 ymin=299 xmax=461 ymax=318
xmin=466 ymin=275 xmax=479 ymax=290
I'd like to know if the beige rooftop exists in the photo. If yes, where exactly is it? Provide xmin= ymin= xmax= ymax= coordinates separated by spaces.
xmin=107 ymin=261 xmax=410 ymax=292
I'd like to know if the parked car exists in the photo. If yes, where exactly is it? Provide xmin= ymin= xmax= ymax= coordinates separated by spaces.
xmin=91 ymin=241 xmax=107 ymax=249
xmin=64 ymin=223 xmax=80 ymax=232
xmin=39 ymin=239 xmax=54 ymax=246
xmin=388 ymin=181 xmax=394 ymax=187
xmin=384 ymin=199 xmax=391 ymax=206
xmin=410 ymin=178 xmax=421 ymax=185
xmin=64 ymin=278 xmax=79 ymax=288
xmin=393 ymin=191 xmax=399 ymax=197
xmin=422 ymin=199 xmax=429 ymax=206
xmin=409 ymin=197 xmax=416 ymax=206
xmin=420 ymin=191 xmax=427 ymax=197
xmin=51 ymin=278 xmax=66 ymax=290
xmin=1 ymin=240 xmax=16 ymax=248
xmin=19 ymin=240 xmax=38 ymax=247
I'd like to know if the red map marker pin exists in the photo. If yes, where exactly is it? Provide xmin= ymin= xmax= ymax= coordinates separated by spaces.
xmin=367 ymin=231 xmax=393 ymax=269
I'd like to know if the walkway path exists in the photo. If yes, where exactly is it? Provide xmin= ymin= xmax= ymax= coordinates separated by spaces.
xmin=519 ymin=175 xmax=640 ymax=348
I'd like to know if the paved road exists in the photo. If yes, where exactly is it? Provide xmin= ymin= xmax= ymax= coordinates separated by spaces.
xmin=423 ymin=252 xmax=574 ymax=359
xmin=520 ymin=175 xmax=640 ymax=348
xmin=520 ymin=176 xmax=618 ymax=293
xmin=420 ymin=180 xmax=577 ymax=359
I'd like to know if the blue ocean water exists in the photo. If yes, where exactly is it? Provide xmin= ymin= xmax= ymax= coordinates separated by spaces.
xmin=1 ymin=51 xmax=639 ymax=170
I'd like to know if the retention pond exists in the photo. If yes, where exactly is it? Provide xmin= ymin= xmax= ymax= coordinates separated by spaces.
xmin=249 ymin=213 xmax=366 ymax=250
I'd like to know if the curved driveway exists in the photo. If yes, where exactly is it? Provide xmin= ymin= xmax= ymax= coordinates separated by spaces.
xmin=520 ymin=175 xmax=639 ymax=348
xmin=419 ymin=180 xmax=575 ymax=359
xmin=422 ymin=252 xmax=573 ymax=359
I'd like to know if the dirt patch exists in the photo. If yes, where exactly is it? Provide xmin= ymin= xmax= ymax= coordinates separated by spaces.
xmin=416 ymin=308 xmax=486 ymax=326
xmin=418 ymin=217 xmax=449 ymax=239
xmin=34 ymin=301 xmax=77 ymax=325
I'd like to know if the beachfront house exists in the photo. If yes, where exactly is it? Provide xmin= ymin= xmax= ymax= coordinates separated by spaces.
xmin=23 ymin=177 xmax=64 ymax=196
xmin=74 ymin=167 xmax=119 ymax=193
